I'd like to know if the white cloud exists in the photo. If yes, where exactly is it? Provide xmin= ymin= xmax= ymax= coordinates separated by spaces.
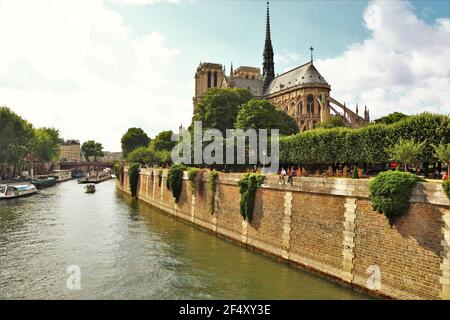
xmin=316 ymin=0 xmax=450 ymax=119
xmin=0 ymin=0 xmax=191 ymax=151
xmin=113 ymin=0 xmax=182 ymax=5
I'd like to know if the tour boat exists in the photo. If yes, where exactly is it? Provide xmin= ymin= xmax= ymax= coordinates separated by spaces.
xmin=84 ymin=185 xmax=96 ymax=194
xmin=31 ymin=176 xmax=57 ymax=189
xmin=49 ymin=170 xmax=72 ymax=182
xmin=78 ymin=170 xmax=111 ymax=184
xmin=0 ymin=183 xmax=38 ymax=200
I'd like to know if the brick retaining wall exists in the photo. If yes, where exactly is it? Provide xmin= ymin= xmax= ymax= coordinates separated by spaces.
xmin=117 ymin=168 xmax=450 ymax=300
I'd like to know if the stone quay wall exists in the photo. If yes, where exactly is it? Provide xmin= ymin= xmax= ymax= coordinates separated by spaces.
xmin=117 ymin=168 xmax=450 ymax=300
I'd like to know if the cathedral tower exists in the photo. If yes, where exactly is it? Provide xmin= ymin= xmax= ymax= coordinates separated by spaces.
xmin=262 ymin=1 xmax=275 ymax=91
xmin=193 ymin=62 xmax=225 ymax=109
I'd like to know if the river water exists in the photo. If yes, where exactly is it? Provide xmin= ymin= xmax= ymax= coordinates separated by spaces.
xmin=0 ymin=179 xmax=367 ymax=299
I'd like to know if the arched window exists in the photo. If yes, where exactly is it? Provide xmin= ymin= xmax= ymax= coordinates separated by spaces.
xmin=207 ymin=71 xmax=211 ymax=88
xmin=298 ymin=101 xmax=303 ymax=115
xmin=213 ymin=71 xmax=218 ymax=87
xmin=307 ymin=95 xmax=314 ymax=114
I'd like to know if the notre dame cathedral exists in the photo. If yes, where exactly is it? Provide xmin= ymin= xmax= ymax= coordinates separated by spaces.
xmin=193 ymin=2 xmax=370 ymax=132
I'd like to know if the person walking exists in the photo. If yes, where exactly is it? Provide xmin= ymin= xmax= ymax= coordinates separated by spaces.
xmin=287 ymin=166 xmax=296 ymax=185
xmin=279 ymin=167 xmax=287 ymax=185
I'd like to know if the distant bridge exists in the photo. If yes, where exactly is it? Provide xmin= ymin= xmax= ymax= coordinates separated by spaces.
xmin=59 ymin=161 xmax=114 ymax=171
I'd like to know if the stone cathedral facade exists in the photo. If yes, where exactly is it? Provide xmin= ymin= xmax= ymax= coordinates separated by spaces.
xmin=193 ymin=2 xmax=370 ymax=132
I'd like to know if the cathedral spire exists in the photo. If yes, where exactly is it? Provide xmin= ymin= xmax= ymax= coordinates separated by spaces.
xmin=262 ymin=1 xmax=275 ymax=91
xmin=229 ymin=62 xmax=235 ymax=87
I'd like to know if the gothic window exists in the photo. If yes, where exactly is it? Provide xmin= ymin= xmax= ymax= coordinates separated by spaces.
xmin=307 ymin=94 xmax=314 ymax=114
xmin=213 ymin=72 xmax=218 ymax=87
xmin=299 ymin=101 xmax=303 ymax=115
xmin=207 ymin=71 xmax=211 ymax=88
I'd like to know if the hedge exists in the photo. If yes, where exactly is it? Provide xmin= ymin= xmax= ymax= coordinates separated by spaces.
xmin=280 ymin=113 xmax=449 ymax=165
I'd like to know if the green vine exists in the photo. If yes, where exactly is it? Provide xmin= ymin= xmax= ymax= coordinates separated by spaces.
xmin=369 ymin=171 xmax=422 ymax=225
xmin=443 ymin=180 xmax=450 ymax=200
xmin=166 ymin=164 xmax=186 ymax=203
xmin=187 ymin=167 xmax=200 ymax=195
xmin=208 ymin=171 xmax=219 ymax=215
xmin=128 ymin=163 xmax=140 ymax=198
xmin=238 ymin=173 xmax=265 ymax=222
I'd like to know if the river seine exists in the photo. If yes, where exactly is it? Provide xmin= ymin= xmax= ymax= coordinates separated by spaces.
xmin=0 ymin=179 xmax=367 ymax=299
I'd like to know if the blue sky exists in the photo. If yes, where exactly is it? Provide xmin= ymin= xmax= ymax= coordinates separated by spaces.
xmin=106 ymin=0 xmax=449 ymax=72
xmin=0 ymin=0 xmax=449 ymax=151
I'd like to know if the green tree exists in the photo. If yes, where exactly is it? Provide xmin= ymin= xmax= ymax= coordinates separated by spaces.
xmin=0 ymin=106 xmax=35 ymax=177
xmin=432 ymin=143 xmax=450 ymax=176
xmin=385 ymin=139 xmax=424 ymax=172
xmin=149 ymin=130 xmax=176 ymax=152
xmin=316 ymin=115 xmax=347 ymax=129
xmin=235 ymin=99 xmax=299 ymax=136
xmin=32 ymin=127 xmax=62 ymax=163
xmin=193 ymin=88 xmax=253 ymax=133
xmin=121 ymin=127 xmax=150 ymax=158
xmin=374 ymin=112 xmax=409 ymax=125
xmin=127 ymin=147 xmax=159 ymax=166
xmin=81 ymin=140 xmax=104 ymax=162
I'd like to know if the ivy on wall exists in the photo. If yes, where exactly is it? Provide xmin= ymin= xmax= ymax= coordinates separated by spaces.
xmin=238 ymin=173 xmax=265 ymax=222
xmin=368 ymin=171 xmax=422 ymax=225
xmin=188 ymin=167 xmax=200 ymax=196
xmin=208 ymin=171 xmax=218 ymax=215
xmin=166 ymin=164 xmax=185 ymax=203
xmin=128 ymin=163 xmax=140 ymax=198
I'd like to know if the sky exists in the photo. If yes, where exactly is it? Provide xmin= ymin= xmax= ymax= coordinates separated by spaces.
xmin=0 ymin=0 xmax=449 ymax=151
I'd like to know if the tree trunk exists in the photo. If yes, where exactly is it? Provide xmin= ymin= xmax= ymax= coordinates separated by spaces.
xmin=404 ymin=163 xmax=408 ymax=172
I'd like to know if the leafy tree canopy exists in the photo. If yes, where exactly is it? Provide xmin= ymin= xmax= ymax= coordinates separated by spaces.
xmin=385 ymin=139 xmax=424 ymax=172
xmin=32 ymin=127 xmax=62 ymax=163
xmin=374 ymin=112 xmax=409 ymax=125
xmin=127 ymin=147 xmax=159 ymax=166
xmin=121 ymin=127 xmax=150 ymax=158
xmin=0 ymin=106 xmax=35 ymax=165
xmin=82 ymin=140 xmax=104 ymax=162
xmin=235 ymin=99 xmax=299 ymax=136
xmin=316 ymin=115 xmax=347 ymax=129
xmin=192 ymin=88 xmax=253 ymax=133
xmin=150 ymin=130 xmax=176 ymax=152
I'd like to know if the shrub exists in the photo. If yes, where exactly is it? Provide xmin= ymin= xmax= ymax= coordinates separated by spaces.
xmin=369 ymin=171 xmax=422 ymax=225
xmin=166 ymin=164 xmax=186 ymax=203
xmin=443 ymin=180 xmax=450 ymax=200
xmin=128 ymin=163 xmax=140 ymax=198
xmin=187 ymin=167 xmax=200 ymax=195
xmin=238 ymin=173 xmax=265 ymax=222
xmin=208 ymin=171 xmax=219 ymax=215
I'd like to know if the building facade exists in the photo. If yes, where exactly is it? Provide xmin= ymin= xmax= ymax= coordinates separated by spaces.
xmin=193 ymin=2 xmax=370 ymax=132
xmin=59 ymin=140 xmax=82 ymax=162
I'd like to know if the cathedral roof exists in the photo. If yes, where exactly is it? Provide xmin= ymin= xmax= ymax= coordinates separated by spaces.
xmin=265 ymin=61 xmax=329 ymax=95
xmin=234 ymin=78 xmax=263 ymax=96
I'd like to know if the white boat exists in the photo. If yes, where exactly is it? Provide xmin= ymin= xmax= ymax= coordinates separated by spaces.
xmin=78 ymin=170 xmax=111 ymax=184
xmin=0 ymin=183 xmax=38 ymax=200
xmin=50 ymin=170 xmax=72 ymax=182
